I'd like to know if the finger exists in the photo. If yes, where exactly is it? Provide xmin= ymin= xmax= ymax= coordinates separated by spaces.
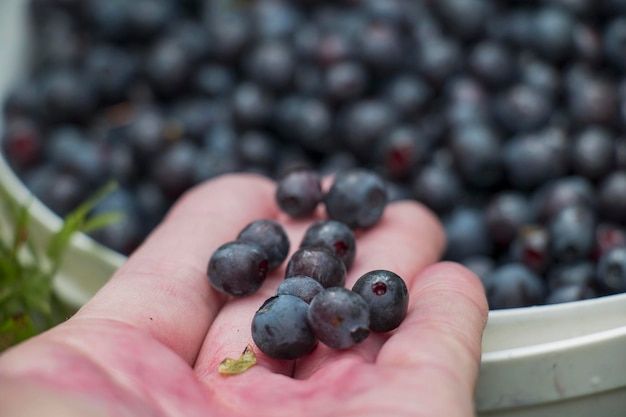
xmin=377 ymin=262 xmax=489 ymax=415
xmin=73 ymin=173 xmax=280 ymax=365
xmin=292 ymin=201 xmax=446 ymax=378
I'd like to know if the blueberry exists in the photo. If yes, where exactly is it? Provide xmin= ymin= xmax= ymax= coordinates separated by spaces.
xmin=485 ymin=191 xmax=532 ymax=248
xmin=570 ymin=128 xmax=616 ymax=181
xmin=245 ymin=40 xmax=295 ymax=92
xmin=548 ymin=206 xmax=596 ymax=264
xmin=84 ymin=44 xmax=138 ymax=106
xmin=251 ymin=295 xmax=318 ymax=360
xmin=40 ymin=68 xmax=96 ymax=125
xmin=415 ymin=35 xmax=463 ymax=85
xmin=483 ymin=263 xmax=547 ymax=309
xmin=47 ymin=127 xmax=108 ymax=187
xmin=411 ymin=163 xmax=463 ymax=216
xmin=509 ymin=225 xmax=552 ymax=275
xmin=443 ymin=207 xmax=492 ymax=262
xmin=89 ymin=187 xmax=145 ymax=255
xmin=594 ymin=223 xmax=626 ymax=260
xmin=531 ymin=7 xmax=575 ymax=62
xmin=531 ymin=176 xmax=596 ymax=224
xmin=251 ymin=0 xmax=302 ymax=39
xmin=495 ymin=85 xmax=553 ymax=134
xmin=276 ymin=277 xmax=324 ymax=304
xmin=374 ymin=126 xmax=429 ymax=181
xmin=285 ymin=247 xmax=346 ymax=289
xmin=194 ymin=65 xmax=236 ymax=98
xmin=352 ymin=270 xmax=408 ymax=333
xmin=339 ymin=100 xmax=397 ymax=161
xmin=598 ymin=171 xmax=626 ymax=225
xmin=433 ymin=0 xmax=491 ymax=40
xmin=545 ymin=284 xmax=597 ymax=304
xmin=274 ymin=96 xmax=334 ymax=154
xmin=125 ymin=107 xmax=167 ymax=161
xmin=308 ymin=287 xmax=370 ymax=349
xmin=207 ymin=241 xmax=269 ymax=297
xmin=383 ymin=75 xmax=432 ymax=118
xmin=547 ymin=261 xmax=595 ymax=291
xmin=449 ymin=123 xmax=503 ymax=189
xmin=567 ymin=75 xmax=618 ymax=128
xmin=238 ymin=131 xmax=278 ymax=172
xmin=275 ymin=168 xmax=323 ymax=218
xmin=150 ymin=141 xmax=198 ymax=200
xmin=519 ymin=59 xmax=561 ymax=100
xmin=232 ymin=83 xmax=275 ymax=129
xmin=324 ymin=61 xmax=368 ymax=103
xmin=357 ymin=21 xmax=403 ymax=73
xmin=325 ymin=168 xmax=388 ymax=229
xmin=300 ymin=220 xmax=356 ymax=270
xmin=469 ymin=40 xmax=516 ymax=88
xmin=128 ymin=0 xmax=177 ymax=42
xmin=206 ymin=11 xmax=252 ymax=63
xmin=144 ymin=37 xmax=192 ymax=99
xmin=596 ymin=246 xmax=626 ymax=294
xmin=237 ymin=219 xmax=290 ymax=271
xmin=503 ymin=132 xmax=567 ymax=191
xmin=1 ymin=119 xmax=43 ymax=174
xmin=604 ymin=18 xmax=626 ymax=72
xmin=24 ymin=164 xmax=88 ymax=218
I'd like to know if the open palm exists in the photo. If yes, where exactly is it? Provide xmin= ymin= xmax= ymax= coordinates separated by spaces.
xmin=0 ymin=174 xmax=487 ymax=417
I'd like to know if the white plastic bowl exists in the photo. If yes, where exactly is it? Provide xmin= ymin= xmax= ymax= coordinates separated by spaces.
xmin=2 ymin=1 xmax=626 ymax=415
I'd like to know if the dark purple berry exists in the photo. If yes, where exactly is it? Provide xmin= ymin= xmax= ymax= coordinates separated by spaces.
xmin=594 ymin=223 xmax=626 ymax=261
xmin=444 ymin=207 xmax=492 ymax=262
xmin=207 ymin=241 xmax=269 ymax=296
xmin=308 ymin=287 xmax=370 ymax=349
xmin=545 ymin=284 xmax=597 ymax=304
xmin=275 ymin=168 xmax=323 ymax=218
xmin=285 ymin=247 xmax=346 ymax=289
xmin=598 ymin=171 xmax=626 ymax=225
xmin=548 ymin=261 xmax=595 ymax=291
xmin=325 ymin=168 xmax=388 ymax=229
xmin=411 ymin=163 xmax=463 ymax=215
xmin=509 ymin=225 xmax=552 ymax=275
xmin=237 ymin=219 xmax=290 ymax=271
xmin=276 ymin=277 xmax=324 ymax=304
xmin=300 ymin=220 xmax=356 ymax=270
xmin=596 ymin=246 xmax=626 ymax=294
xmin=485 ymin=191 xmax=532 ymax=248
xmin=570 ymin=128 xmax=616 ymax=181
xmin=532 ymin=176 xmax=596 ymax=224
xmin=449 ymin=123 xmax=503 ymax=189
xmin=1 ymin=119 xmax=42 ymax=173
xmin=251 ymin=295 xmax=317 ymax=360
xmin=352 ymin=270 xmax=408 ymax=333
xmin=483 ymin=263 xmax=547 ymax=309
xmin=548 ymin=206 xmax=596 ymax=263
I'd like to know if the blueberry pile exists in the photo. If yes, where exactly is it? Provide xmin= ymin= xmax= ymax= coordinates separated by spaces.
xmin=3 ymin=0 xmax=626 ymax=309
xmin=207 ymin=169 xmax=408 ymax=359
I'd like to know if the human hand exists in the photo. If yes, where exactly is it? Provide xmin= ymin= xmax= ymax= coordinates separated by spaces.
xmin=0 ymin=174 xmax=488 ymax=417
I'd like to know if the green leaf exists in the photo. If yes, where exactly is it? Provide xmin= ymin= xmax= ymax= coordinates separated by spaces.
xmin=0 ymin=315 xmax=38 ymax=351
xmin=46 ymin=180 xmax=118 ymax=266
xmin=0 ymin=180 xmax=120 ymax=352
xmin=218 ymin=345 xmax=257 ymax=375
xmin=10 ymin=198 xmax=31 ymax=257
xmin=81 ymin=211 xmax=125 ymax=234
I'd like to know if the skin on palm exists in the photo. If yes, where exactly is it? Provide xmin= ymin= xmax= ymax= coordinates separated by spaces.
xmin=0 ymin=174 xmax=488 ymax=417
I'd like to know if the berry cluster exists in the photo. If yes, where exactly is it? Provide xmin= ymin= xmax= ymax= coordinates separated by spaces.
xmin=207 ymin=169 xmax=408 ymax=359
xmin=3 ymin=0 xmax=626 ymax=310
